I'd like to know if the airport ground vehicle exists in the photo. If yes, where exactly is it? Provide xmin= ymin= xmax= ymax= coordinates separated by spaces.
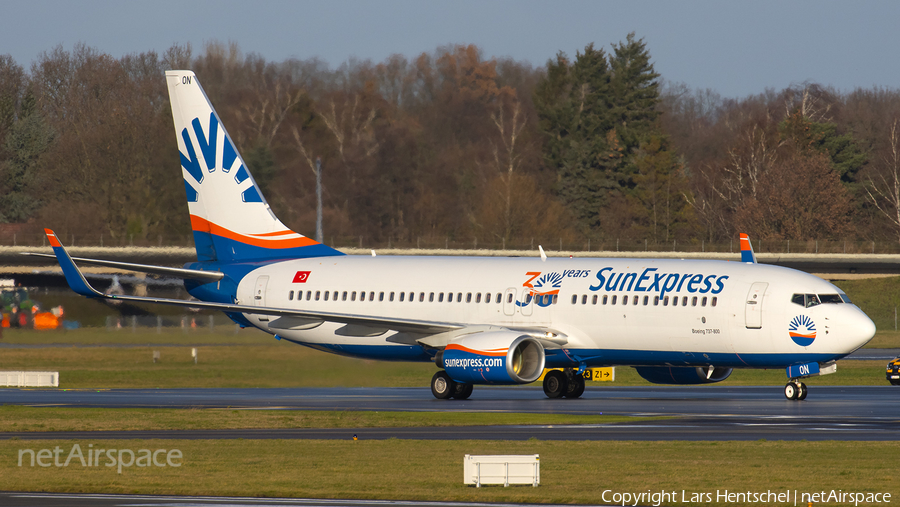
xmin=887 ymin=358 xmax=900 ymax=385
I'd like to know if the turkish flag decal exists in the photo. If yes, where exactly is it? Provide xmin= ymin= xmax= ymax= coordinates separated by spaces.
xmin=292 ymin=271 xmax=311 ymax=283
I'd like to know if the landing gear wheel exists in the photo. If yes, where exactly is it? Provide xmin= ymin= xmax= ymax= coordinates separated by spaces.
xmin=431 ymin=371 xmax=456 ymax=400
xmin=564 ymin=374 xmax=586 ymax=398
xmin=797 ymin=382 xmax=808 ymax=400
xmin=784 ymin=381 xmax=798 ymax=400
xmin=543 ymin=370 xmax=568 ymax=398
xmin=451 ymin=382 xmax=474 ymax=400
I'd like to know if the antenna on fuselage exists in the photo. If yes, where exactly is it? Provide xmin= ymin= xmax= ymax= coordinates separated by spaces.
xmin=538 ymin=245 xmax=547 ymax=262
xmin=739 ymin=233 xmax=757 ymax=264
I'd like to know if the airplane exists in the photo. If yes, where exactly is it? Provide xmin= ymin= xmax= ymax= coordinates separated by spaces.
xmin=36 ymin=70 xmax=876 ymax=401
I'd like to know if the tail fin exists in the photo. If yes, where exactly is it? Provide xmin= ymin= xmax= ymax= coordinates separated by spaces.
xmin=739 ymin=233 xmax=757 ymax=264
xmin=165 ymin=71 xmax=342 ymax=263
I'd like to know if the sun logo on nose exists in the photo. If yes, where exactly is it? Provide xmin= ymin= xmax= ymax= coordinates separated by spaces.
xmin=789 ymin=315 xmax=816 ymax=346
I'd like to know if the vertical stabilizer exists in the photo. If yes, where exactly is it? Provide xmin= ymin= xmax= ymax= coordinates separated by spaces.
xmin=166 ymin=71 xmax=342 ymax=262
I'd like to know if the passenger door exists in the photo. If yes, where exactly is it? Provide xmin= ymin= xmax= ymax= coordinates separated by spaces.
xmin=745 ymin=282 xmax=767 ymax=329
xmin=254 ymin=275 xmax=270 ymax=322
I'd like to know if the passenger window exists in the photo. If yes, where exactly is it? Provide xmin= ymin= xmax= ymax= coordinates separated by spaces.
xmin=438 ymin=293 xmax=444 ymax=303
xmin=389 ymin=292 xmax=395 ymax=302
xmin=476 ymin=293 xmax=482 ymax=303
xmin=457 ymin=293 xmax=463 ymax=303
xmin=634 ymin=296 xmax=639 ymax=305
xmin=682 ymin=296 xmax=688 ymax=306
xmin=653 ymin=296 xmax=659 ymax=306
xmin=571 ymin=295 xmax=577 ymax=304
xmin=497 ymin=293 xmax=502 ymax=303
xmin=466 ymin=293 xmax=472 ymax=303
xmin=507 ymin=293 xmax=513 ymax=303
xmin=702 ymin=296 xmax=707 ymax=307
xmin=672 ymin=296 xmax=677 ymax=307
xmin=486 ymin=293 xmax=492 ymax=303
xmin=791 ymin=294 xmax=805 ymax=306
xmin=692 ymin=296 xmax=697 ymax=307
xmin=592 ymin=295 xmax=598 ymax=305
xmin=711 ymin=297 xmax=717 ymax=307
xmin=663 ymin=296 xmax=669 ymax=306
xmin=341 ymin=291 xmax=347 ymax=301
xmin=603 ymin=295 xmax=608 ymax=305
xmin=315 ymin=291 xmax=321 ymax=301
xmin=429 ymin=292 xmax=434 ymax=302
xmin=399 ymin=292 xmax=405 ymax=302
xmin=332 ymin=291 xmax=338 ymax=301
xmin=379 ymin=292 xmax=384 ymax=302
xmin=351 ymin=291 xmax=356 ymax=301
xmin=643 ymin=295 xmax=649 ymax=306
xmin=370 ymin=291 xmax=375 ymax=301
xmin=581 ymin=295 xmax=587 ymax=305
xmin=552 ymin=295 xmax=558 ymax=304
xmin=409 ymin=292 xmax=414 ymax=302
xmin=612 ymin=295 xmax=617 ymax=305
xmin=419 ymin=292 xmax=424 ymax=302
xmin=324 ymin=291 xmax=330 ymax=301
xmin=289 ymin=291 xmax=294 ymax=301
xmin=306 ymin=291 xmax=311 ymax=301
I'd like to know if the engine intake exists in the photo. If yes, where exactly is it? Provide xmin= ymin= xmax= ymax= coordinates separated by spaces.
xmin=441 ymin=331 xmax=545 ymax=385
xmin=635 ymin=366 xmax=733 ymax=385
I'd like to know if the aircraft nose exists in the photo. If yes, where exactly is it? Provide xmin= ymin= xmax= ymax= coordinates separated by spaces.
xmin=844 ymin=308 xmax=876 ymax=350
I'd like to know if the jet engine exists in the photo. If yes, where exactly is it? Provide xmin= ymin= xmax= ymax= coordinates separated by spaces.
xmin=438 ymin=331 xmax=546 ymax=385
xmin=634 ymin=366 xmax=733 ymax=384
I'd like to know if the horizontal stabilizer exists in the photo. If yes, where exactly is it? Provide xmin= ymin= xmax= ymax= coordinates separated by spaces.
xmin=21 ymin=252 xmax=223 ymax=282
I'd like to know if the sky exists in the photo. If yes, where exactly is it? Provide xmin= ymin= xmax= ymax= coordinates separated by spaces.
xmin=4 ymin=0 xmax=900 ymax=98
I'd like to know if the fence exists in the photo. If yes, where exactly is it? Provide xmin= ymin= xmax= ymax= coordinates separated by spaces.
xmin=4 ymin=230 xmax=900 ymax=255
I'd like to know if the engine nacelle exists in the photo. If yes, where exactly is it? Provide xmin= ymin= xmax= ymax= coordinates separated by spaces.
xmin=635 ymin=366 xmax=733 ymax=385
xmin=440 ymin=332 xmax=546 ymax=385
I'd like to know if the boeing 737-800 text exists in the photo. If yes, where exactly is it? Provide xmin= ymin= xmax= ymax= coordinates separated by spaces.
xmin=39 ymin=71 xmax=876 ymax=401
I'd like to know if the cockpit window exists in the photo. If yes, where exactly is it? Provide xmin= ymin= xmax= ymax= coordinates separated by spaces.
xmin=819 ymin=294 xmax=844 ymax=304
xmin=791 ymin=293 xmax=849 ymax=307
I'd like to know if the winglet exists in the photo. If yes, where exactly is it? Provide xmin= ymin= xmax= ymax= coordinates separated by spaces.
xmin=45 ymin=229 xmax=104 ymax=297
xmin=739 ymin=233 xmax=757 ymax=264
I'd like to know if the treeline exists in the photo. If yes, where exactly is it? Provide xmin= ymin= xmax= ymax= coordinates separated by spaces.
xmin=2 ymin=38 xmax=900 ymax=247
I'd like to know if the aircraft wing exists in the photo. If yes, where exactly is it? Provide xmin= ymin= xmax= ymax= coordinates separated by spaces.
xmin=21 ymin=252 xmax=224 ymax=282
xmin=44 ymin=229 xmax=462 ymax=335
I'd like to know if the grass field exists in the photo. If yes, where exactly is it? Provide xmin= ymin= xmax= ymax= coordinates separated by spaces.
xmin=0 ymin=337 xmax=891 ymax=388
xmin=0 ymin=406 xmax=642 ymax=432
xmin=1 ymin=439 xmax=896 ymax=503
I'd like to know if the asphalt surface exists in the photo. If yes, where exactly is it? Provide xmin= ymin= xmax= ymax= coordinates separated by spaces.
xmin=2 ymin=385 xmax=900 ymax=441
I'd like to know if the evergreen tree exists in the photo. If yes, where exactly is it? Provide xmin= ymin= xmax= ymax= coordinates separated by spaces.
xmin=0 ymin=87 xmax=54 ymax=222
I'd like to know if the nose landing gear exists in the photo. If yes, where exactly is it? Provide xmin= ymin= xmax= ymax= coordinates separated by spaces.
xmin=784 ymin=379 xmax=808 ymax=400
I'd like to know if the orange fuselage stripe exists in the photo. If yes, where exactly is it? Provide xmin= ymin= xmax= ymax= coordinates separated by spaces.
xmin=190 ymin=215 xmax=320 ymax=249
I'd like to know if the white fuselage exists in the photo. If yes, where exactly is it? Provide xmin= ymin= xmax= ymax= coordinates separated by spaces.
xmin=233 ymin=256 xmax=875 ymax=368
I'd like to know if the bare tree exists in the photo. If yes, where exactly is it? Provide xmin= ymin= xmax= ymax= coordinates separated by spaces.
xmin=866 ymin=120 xmax=900 ymax=242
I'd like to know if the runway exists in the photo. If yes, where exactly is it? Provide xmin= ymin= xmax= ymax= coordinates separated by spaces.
xmin=2 ymin=385 xmax=900 ymax=441
xmin=2 ymin=385 xmax=897 ymax=418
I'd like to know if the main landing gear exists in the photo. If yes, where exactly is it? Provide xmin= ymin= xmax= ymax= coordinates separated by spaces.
xmin=430 ymin=371 xmax=473 ymax=400
xmin=784 ymin=379 xmax=808 ymax=400
xmin=542 ymin=369 xmax=585 ymax=399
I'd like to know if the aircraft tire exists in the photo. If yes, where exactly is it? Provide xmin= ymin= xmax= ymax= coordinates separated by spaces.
xmin=451 ymin=382 xmax=474 ymax=400
xmin=784 ymin=382 xmax=798 ymax=400
xmin=431 ymin=371 xmax=456 ymax=400
xmin=798 ymin=382 xmax=808 ymax=400
xmin=543 ymin=370 xmax=568 ymax=398
xmin=565 ymin=375 xmax=586 ymax=398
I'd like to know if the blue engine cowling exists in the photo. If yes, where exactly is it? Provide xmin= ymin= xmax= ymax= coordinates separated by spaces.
xmin=635 ymin=366 xmax=733 ymax=385
xmin=440 ymin=332 xmax=546 ymax=385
